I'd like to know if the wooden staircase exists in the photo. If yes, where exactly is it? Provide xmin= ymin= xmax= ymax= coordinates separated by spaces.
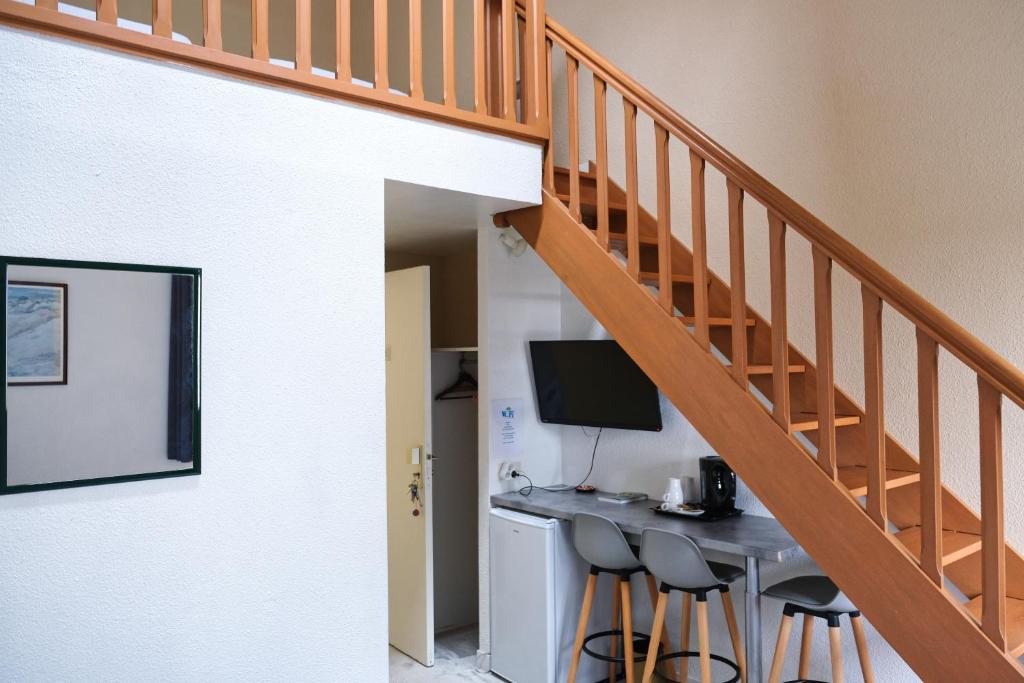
xmin=501 ymin=10 xmax=1024 ymax=682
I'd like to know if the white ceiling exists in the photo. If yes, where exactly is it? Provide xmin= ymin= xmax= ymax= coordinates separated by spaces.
xmin=384 ymin=180 xmax=533 ymax=256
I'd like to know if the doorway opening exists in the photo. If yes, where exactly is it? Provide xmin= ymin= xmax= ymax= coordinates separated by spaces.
xmin=385 ymin=181 xmax=512 ymax=681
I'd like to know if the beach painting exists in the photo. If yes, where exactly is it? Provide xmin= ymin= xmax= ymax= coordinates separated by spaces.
xmin=6 ymin=282 xmax=68 ymax=385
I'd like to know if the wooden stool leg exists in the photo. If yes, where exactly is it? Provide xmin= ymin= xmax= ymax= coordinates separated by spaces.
xmin=721 ymin=588 xmax=746 ymax=683
xmin=850 ymin=614 xmax=875 ymax=683
xmin=680 ymin=592 xmax=693 ymax=682
xmin=610 ymin=576 xmax=622 ymax=683
xmin=829 ymin=620 xmax=844 ymax=683
xmin=646 ymin=574 xmax=676 ymax=680
xmin=641 ymin=590 xmax=669 ymax=683
xmin=798 ymin=613 xmax=815 ymax=680
xmin=767 ymin=611 xmax=794 ymax=683
xmin=696 ymin=596 xmax=712 ymax=683
xmin=621 ymin=578 xmax=636 ymax=683
xmin=567 ymin=572 xmax=597 ymax=683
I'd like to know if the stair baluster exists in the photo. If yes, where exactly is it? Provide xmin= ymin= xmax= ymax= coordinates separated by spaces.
xmin=979 ymin=377 xmax=1007 ymax=651
xmin=862 ymin=286 xmax=886 ymax=529
xmin=916 ymin=329 xmax=943 ymax=586
xmin=654 ymin=123 xmax=672 ymax=314
xmin=727 ymin=179 xmax=747 ymax=386
xmin=623 ymin=100 xmax=640 ymax=282
xmin=689 ymin=150 xmax=709 ymax=350
xmin=768 ymin=213 xmax=790 ymax=430
xmin=202 ymin=0 xmax=221 ymax=49
xmin=373 ymin=0 xmax=388 ymax=90
xmin=252 ymin=0 xmax=269 ymax=61
xmin=566 ymin=55 xmax=581 ymax=221
xmin=296 ymin=0 xmax=311 ymax=72
xmin=336 ymin=0 xmax=352 ymax=82
xmin=812 ymin=246 xmax=837 ymax=480
xmin=593 ymin=76 xmax=609 ymax=251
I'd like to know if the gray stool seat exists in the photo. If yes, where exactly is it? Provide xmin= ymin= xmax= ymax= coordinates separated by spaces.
xmin=763 ymin=575 xmax=857 ymax=614
xmin=572 ymin=512 xmax=643 ymax=571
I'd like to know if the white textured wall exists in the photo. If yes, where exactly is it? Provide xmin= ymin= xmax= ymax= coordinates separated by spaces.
xmin=546 ymin=1 xmax=1024 ymax=680
xmin=0 ymin=25 xmax=538 ymax=682
xmin=476 ymin=225 xmax=563 ymax=655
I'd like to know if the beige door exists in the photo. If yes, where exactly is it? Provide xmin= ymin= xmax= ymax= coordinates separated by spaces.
xmin=385 ymin=266 xmax=434 ymax=666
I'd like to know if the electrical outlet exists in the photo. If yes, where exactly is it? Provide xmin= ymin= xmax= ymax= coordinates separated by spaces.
xmin=498 ymin=461 xmax=523 ymax=481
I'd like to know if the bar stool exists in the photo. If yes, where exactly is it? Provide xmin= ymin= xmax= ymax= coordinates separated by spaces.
xmin=764 ymin=575 xmax=874 ymax=683
xmin=640 ymin=528 xmax=746 ymax=683
xmin=567 ymin=513 xmax=673 ymax=683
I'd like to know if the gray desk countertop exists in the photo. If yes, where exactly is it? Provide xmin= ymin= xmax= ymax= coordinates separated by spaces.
xmin=491 ymin=489 xmax=803 ymax=562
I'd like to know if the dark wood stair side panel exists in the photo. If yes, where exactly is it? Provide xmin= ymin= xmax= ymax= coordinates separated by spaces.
xmin=505 ymin=192 xmax=1024 ymax=681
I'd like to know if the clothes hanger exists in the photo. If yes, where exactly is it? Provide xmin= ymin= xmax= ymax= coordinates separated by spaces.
xmin=435 ymin=353 xmax=478 ymax=401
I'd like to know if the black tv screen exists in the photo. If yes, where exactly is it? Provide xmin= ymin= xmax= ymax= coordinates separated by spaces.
xmin=529 ymin=340 xmax=662 ymax=431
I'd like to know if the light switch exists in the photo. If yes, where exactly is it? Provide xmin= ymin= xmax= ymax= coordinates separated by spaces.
xmin=410 ymin=447 xmax=420 ymax=465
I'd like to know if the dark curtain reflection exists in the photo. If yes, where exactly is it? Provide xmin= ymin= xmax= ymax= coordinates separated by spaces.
xmin=167 ymin=275 xmax=195 ymax=462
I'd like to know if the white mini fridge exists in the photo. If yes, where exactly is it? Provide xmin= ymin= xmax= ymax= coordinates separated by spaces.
xmin=489 ymin=507 xmax=602 ymax=683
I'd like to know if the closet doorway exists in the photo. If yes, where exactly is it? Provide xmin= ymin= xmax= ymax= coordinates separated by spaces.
xmin=385 ymin=241 xmax=480 ymax=675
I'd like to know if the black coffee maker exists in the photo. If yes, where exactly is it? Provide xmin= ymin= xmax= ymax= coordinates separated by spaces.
xmin=699 ymin=456 xmax=738 ymax=516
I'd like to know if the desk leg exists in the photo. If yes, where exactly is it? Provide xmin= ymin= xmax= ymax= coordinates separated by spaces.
xmin=745 ymin=557 xmax=762 ymax=683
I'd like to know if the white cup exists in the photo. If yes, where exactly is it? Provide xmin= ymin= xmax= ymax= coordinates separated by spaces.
xmin=661 ymin=477 xmax=684 ymax=509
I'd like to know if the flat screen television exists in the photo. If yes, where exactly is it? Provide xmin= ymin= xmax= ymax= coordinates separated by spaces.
xmin=529 ymin=340 xmax=662 ymax=431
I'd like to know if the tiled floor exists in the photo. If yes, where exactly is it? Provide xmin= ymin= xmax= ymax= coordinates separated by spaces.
xmin=389 ymin=625 xmax=501 ymax=682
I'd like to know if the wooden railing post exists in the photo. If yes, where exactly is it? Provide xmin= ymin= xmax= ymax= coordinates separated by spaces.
xmin=152 ymin=0 xmax=172 ymax=38
xmin=473 ymin=0 xmax=486 ymax=113
xmin=251 ymin=0 xmax=268 ymax=61
xmin=768 ymin=212 xmax=790 ymax=430
xmin=689 ymin=150 xmax=709 ymax=350
xmin=917 ymin=328 xmax=943 ymax=586
xmin=566 ymin=54 xmax=581 ymax=221
xmin=202 ymin=0 xmax=221 ymax=50
xmin=524 ymin=0 xmax=547 ymax=127
xmin=812 ymin=245 xmax=837 ymax=480
xmin=727 ymin=179 xmax=746 ymax=385
xmin=500 ymin=0 xmax=515 ymax=120
xmin=979 ymin=377 xmax=1006 ymax=651
xmin=442 ymin=0 xmax=456 ymax=107
xmin=862 ymin=286 xmax=886 ymax=528
xmin=410 ymin=0 xmax=424 ymax=99
xmin=593 ymin=75 xmax=609 ymax=250
xmin=655 ymin=123 xmax=672 ymax=314
xmin=623 ymin=100 xmax=640 ymax=282
xmin=296 ymin=0 xmax=312 ymax=72
xmin=336 ymin=0 xmax=351 ymax=81
xmin=373 ymin=0 xmax=389 ymax=91
xmin=484 ymin=0 xmax=503 ymax=117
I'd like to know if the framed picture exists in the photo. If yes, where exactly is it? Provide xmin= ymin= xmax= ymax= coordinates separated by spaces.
xmin=6 ymin=281 xmax=68 ymax=386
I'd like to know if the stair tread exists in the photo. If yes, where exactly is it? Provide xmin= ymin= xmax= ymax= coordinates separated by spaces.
xmin=837 ymin=466 xmax=920 ymax=497
xmin=608 ymin=230 xmax=659 ymax=247
xmin=554 ymin=166 xmax=598 ymax=181
xmin=640 ymin=271 xmax=694 ymax=285
xmin=677 ymin=315 xmax=756 ymax=327
xmin=894 ymin=526 xmax=982 ymax=566
xmin=788 ymin=411 xmax=861 ymax=433
xmin=965 ymin=595 xmax=1024 ymax=657
xmin=556 ymin=192 xmax=628 ymax=213
xmin=747 ymin=363 xmax=806 ymax=375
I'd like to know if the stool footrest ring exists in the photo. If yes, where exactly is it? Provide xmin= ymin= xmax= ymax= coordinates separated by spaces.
xmin=653 ymin=649 xmax=740 ymax=683
xmin=581 ymin=629 xmax=652 ymax=664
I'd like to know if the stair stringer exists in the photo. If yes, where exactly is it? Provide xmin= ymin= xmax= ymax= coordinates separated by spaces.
xmin=506 ymin=190 xmax=1024 ymax=682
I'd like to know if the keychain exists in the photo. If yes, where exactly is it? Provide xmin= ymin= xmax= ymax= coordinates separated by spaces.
xmin=408 ymin=473 xmax=422 ymax=517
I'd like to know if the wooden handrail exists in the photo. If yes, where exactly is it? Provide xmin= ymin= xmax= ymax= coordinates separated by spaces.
xmin=543 ymin=13 xmax=1024 ymax=412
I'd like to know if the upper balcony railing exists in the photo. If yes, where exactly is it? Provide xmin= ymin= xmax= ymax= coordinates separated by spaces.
xmin=0 ymin=0 xmax=548 ymax=142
